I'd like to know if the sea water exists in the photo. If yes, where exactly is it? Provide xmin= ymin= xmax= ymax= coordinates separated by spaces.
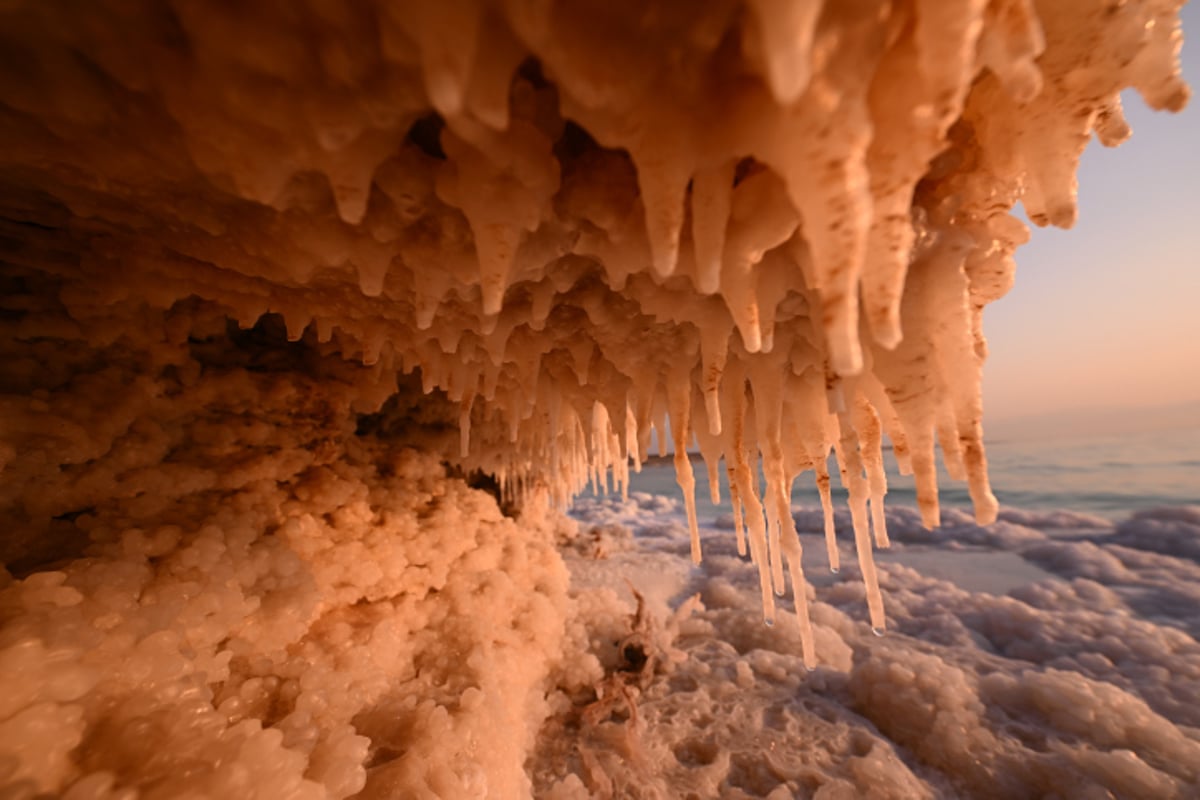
xmin=618 ymin=424 xmax=1200 ymax=522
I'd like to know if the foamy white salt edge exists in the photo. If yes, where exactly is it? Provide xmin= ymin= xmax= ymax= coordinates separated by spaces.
xmin=540 ymin=494 xmax=1200 ymax=798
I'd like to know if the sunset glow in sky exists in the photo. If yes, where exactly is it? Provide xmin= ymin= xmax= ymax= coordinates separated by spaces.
xmin=982 ymin=2 xmax=1200 ymax=422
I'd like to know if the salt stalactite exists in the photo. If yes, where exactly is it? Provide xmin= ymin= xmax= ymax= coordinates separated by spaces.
xmin=666 ymin=363 xmax=703 ymax=565
xmin=834 ymin=402 xmax=886 ymax=633
xmin=852 ymin=396 xmax=891 ymax=550
xmin=0 ymin=0 xmax=1190 ymax=680
xmin=690 ymin=160 xmax=737 ymax=295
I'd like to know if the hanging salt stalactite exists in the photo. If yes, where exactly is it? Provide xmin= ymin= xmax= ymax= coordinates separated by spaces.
xmin=833 ymin=399 xmax=886 ymax=633
xmin=717 ymin=357 xmax=777 ymax=625
xmin=667 ymin=364 xmax=703 ymax=565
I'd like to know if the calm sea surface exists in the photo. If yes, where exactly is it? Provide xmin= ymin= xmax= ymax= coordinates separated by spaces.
xmin=612 ymin=425 xmax=1200 ymax=521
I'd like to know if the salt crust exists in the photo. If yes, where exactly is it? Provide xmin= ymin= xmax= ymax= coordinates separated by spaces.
xmin=541 ymin=496 xmax=1200 ymax=798
xmin=0 ymin=298 xmax=579 ymax=798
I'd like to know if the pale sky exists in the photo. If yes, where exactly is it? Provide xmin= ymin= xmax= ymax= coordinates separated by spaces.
xmin=981 ymin=2 xmax=1200 ymax=422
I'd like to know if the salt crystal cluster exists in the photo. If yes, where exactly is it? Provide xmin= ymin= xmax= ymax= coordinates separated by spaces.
xmin=0 ymin=1 xmax=1190 ymax=795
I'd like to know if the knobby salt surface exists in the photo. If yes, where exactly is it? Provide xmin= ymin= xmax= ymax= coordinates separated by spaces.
xmin=547 ymin=496 xmax=1200 ymax=798
xmin=0 ymin=1 xmax=1194 ymax=797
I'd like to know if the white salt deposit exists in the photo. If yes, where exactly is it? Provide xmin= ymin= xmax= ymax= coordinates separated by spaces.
xmin=0 ymin=0 xmax=1194 ymax=797
xmin=554 ymin=497 xmax=1200 ymax=798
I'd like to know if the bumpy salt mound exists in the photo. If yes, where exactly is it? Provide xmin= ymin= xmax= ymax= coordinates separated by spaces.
xmin=0 ymin=1 xmax=1190 ymax=796
xmin=0 ymin=298 xmax=578 ymax=798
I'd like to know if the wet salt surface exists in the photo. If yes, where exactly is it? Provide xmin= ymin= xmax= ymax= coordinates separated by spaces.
xmin=540 ymin=494 xmax=1200 ymax=798
xmin=872 ymin=549 xmax=1052 ymax=597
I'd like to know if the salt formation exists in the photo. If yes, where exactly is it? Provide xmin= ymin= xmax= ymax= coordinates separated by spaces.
xmin=0 ymin=0 xmax=1190 ymax=797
